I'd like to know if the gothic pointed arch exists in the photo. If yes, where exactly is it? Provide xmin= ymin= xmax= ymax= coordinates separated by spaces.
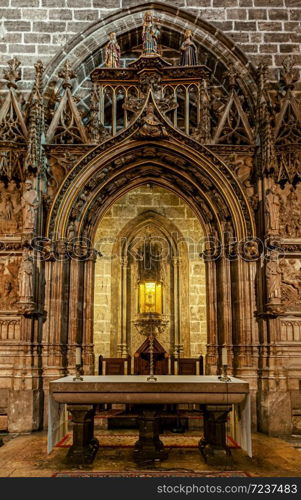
xmin=100 ymin=207 xmax=195 ymax=358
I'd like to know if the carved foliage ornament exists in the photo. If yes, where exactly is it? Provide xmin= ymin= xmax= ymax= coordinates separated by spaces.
xmin=0 ymin=257 xmax=20 ymax=311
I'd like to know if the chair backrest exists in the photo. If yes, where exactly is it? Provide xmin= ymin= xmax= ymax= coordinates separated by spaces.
xmin=178 ymin=359 xmax=197 ymax=375
xmin=171 ymin=356 xmax=204 ymax=376
xmin=98 ymin=355 xmax=131 ymax=375
xmin=134 ymin=337 xmax=169 ymax=375
xmin=134 ymin=355 xmax=169 ymax=375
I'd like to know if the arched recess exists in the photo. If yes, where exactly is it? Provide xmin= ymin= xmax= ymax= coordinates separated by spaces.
xmin=94 ymin=196 xmax=206 ymax=365
xmin=43 ymin=2 xmax=257 ymax=111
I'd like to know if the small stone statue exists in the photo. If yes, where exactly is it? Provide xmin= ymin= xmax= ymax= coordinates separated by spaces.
xmin=266 ymin=254 xmax=282 ymax=303
xmin=286 ymin=187 xmax=300 ymax=238
xmin=138 ymin=103 xmax=168 ymax=138
xmin=104 ymin=32 xmax=121 ymax=68
xmin=180 ymin=29 xmax=198 ymax=66
xmin=67 ymin=220 xmax=77 ymax=240
xmin=142 ymin=11 xmax=160 ymax=55
xmin=18 ymin=249 xmax=34 ymax=303
xmin=223 ymin=220 xmax=235 ymax=247
xmin=21 ymin=179 xmax=40 ymax=233
xmin=0 ymin=259 xmax=19 ymax=310
xmin=265 ymin=184 xmax=280 ymax=234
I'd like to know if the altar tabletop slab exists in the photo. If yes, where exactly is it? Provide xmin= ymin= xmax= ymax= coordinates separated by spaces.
xmin=50 ymin=375 xmax=248 ymax=391
xmin=50 ymin=375 xmax=249 ymax=405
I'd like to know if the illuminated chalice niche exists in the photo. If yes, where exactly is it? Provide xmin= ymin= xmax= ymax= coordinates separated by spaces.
xmin=135 ymin=279 xmax=168 ymax=382
xmin=139 ymin=280 xmax=162 ymax=314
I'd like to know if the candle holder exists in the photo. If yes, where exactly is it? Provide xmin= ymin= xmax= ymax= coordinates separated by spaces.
xmin=218 ymin=364 xmax=231 ymax=382
xmin=73 ymin=345 xmax=83 ymax=381
xmin=218 ymin=345 xmax=231 ymax=382
xmin=134 ymin=313 xmax=169 ymax=383
xmin=73 ymin=364 xmax=83 ymax=382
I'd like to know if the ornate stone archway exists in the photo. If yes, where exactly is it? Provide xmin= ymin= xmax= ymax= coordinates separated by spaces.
xmin=41 ymin=96 xmax=259 ymax=429
xmin=1 ymin=1 xmax=300 ymax=439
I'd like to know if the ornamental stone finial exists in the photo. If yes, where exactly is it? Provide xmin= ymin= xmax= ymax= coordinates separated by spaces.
xmin=3 ymin=57 xmax=21 ymax=89
xmin=58 ymin=60 xmax=76 ymax=89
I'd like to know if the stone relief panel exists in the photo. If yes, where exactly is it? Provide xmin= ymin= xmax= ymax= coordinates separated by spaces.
xmin=279 ymin=184 xmax=301 ymax=239
xmin=280 ymin=259 xmax=301 ymax=309
xmin=0 ymin=257 xmax=20 ymax=311
xmin=0 ymin=317 xmax=20 ymax=341
xmin=45 ymin=147 xmax=90 ymax=198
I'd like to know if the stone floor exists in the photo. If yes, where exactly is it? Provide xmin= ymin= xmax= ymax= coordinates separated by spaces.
xmin=0 ymin=430 xmax=301 ymax=477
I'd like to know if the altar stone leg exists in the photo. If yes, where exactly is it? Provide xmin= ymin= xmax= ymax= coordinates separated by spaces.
xmin=199 ymin=405 xmax=233 ymax=466
xmin=66 ymin=404 xmax=99 ymax=465
xmin=134 ymin=406 xmax=168 ymax=462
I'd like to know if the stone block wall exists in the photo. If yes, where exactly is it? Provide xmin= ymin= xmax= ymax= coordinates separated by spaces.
xmin=0 ymin=0 xmax=300 ymax=89
xmin=94 ymin=185 xmax=206 ymax=367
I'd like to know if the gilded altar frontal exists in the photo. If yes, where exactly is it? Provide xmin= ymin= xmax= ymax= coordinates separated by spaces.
xmin=0 ymin=0 xmax=301 ymax=477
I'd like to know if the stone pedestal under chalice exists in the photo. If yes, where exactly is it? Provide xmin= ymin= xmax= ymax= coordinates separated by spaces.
xmin=133 ymin=312 xmax=169 ymax=462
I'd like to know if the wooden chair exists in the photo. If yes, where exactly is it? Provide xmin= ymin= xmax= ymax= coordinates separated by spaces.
xmin=98 ymin=355 xmax=131 ymax=375
xmin=98 ymin=355 xmax=131 ymax=411
xmin=169 ymin=356 xmax=204 ymax=432
xmin=134 ymin=337 xmax=169 ymax=375
xmin=171 ymin=355 xmax=203 ymax=375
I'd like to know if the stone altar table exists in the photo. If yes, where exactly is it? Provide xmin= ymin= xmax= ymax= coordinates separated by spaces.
xmin=48 ymin=375 xmax=251 ymax=465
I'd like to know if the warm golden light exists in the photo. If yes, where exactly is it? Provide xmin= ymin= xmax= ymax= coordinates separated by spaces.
xmin=139 ymin=281 xmax=162 ymax=314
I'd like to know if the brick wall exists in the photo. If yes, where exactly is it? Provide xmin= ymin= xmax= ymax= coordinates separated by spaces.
xmin=0 ymin=0 xmax=300 ymax=88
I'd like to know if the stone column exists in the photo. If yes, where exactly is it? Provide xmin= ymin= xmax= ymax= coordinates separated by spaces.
xmin=43 ymin=258 xmax=68 ymax=375
xmin=42 ymin=255 xmax=70 ymax=428
xmin=9 ymin=315 xmax=43 ymax=432
xmin=172 ymin=256 xmax=183 ymax=357
xmin=67 ymin=258 xmax=82 ymax=372
xmin=206 ymin=260 xmax=218 ymax=374
xmin=118 ymin=256 xmax=129 ymax=358
xmin=133 ymin=406 xmax=168 ymax=462
xmin=82 ymin=253 xmax=96 ymax=374
xmin=216 ymin=256 xmax=232 ymax=373
xmin=232 ymin=258 xmax=259 ymax=426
